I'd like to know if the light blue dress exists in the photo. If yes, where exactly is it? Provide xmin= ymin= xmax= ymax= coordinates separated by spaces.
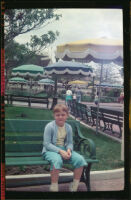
xmin=42 ymin=121 xmax=87 ymax=170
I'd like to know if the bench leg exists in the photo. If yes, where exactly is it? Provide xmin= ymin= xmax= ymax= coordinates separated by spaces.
xmin=91 ymin=118 xmax=95 ymax=126
xmin=119 ymin=126 xmax=122 ymax=138
xmin=50 ymin=98 xmax=57 ymax=110
xmin=80 ymin=163 xmax=92 ymax=191
xmin=10 ymin=96 xmax=12 ymax=105
xmin=103 ymin=122 xmax=107 ymax=132
xmin=86 ymin=114 xmax=91 ymax=124
xmin=28 ymin=98 xmax=31 ymax=107
xmin=110 ymin=123 xmax=115 ymax=134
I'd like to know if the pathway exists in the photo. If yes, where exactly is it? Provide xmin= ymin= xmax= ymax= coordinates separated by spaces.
xmin=6 ymin=177 xmax=124 ymax=192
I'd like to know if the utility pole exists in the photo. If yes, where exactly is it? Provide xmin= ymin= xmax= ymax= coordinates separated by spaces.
xmin=96 ymin=62 xmax=103 ymax=134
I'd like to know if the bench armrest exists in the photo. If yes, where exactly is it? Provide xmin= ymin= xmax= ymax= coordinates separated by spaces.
xmin=74 ymin=123 xmax=96 ymax=159
xmin=77 ymin=138 xmax=96 ymax=159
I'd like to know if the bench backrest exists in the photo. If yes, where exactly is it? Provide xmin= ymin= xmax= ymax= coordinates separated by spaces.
xmin=5 ymin=119 xmax=80 ymax=153
xmin=5 ymin=119 xmax=77 ymax=133
xmin=99 ymin=107 xmax=123 ymax=117
xmin=91 ymin=106 xmax=123 ymax=116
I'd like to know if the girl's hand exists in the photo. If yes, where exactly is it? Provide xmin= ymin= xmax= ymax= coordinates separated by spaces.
xmin=59 ymin=149 xmax=70 ymax=160
xmin=67 ymin=149 xmax=72 ymax=158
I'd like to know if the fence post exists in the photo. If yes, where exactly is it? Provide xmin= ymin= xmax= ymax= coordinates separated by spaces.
xmin=121 ymin=123 xmax=124 ymax=161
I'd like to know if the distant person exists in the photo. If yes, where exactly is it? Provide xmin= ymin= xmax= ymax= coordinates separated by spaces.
xmin=94 ymin=95 xmax=98 ymax=105
xmin=118 ymin=91 xmax=124 ymax=103
xmin=76 ymin=90 xmax=81 ymax=103
xmin=65 ymin=88 xmax=72 ymax=108
xmin=73 ymin=92 xmax=77 ymax=103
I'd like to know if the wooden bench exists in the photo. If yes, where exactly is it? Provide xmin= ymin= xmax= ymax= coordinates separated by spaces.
xmin=5 ymin=94 xmax=49 ymax=108
xmin=70 ymin=102 xmax=85 ymax=118
xmin=70 ymin=100 xmax=77 ymax=116
xmin=77 ymin=103 xmax=92 ymax=124
xmin=70 ymin=102 xmax=92 ymax=124
xmin=5 ymin=119 xmax=98 ymax=191
xmin=90 ymin=106 xmax=123 ymax=137
xmin=77 ymin=102 xmax=86 ymax=120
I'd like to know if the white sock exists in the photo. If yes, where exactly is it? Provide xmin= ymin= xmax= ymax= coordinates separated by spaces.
xmin=70 ymin=179 xmax=79 ymax=192
xmin=50 ymin=183 xmax=58 ymax=192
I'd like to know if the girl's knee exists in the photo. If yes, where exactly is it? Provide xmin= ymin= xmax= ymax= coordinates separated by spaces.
xmin=76 ymin=155 xmax=85 ymax=164
xmin=55 ymin=156 xmax=63 ymax=165
xmin=50 ymin=156 xmax=63 ymax=170
xmin=72 ymin=153 xmax=87 ymax=167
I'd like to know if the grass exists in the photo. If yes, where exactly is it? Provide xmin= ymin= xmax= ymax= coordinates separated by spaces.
xmin=5 ymin=104 xmax=73 ymax=120
xmin=80 ymin=125 xmax=123 ymax=170
xmin=5 ymin=104 xmax=54 ymax=120
xmin=5 ymin=104 xmax=124 ymax=171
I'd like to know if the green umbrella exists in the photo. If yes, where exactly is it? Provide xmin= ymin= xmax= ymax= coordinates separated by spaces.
xmin=12 ymin=64 xmax=45 ymax=77
xmin=12 ymin=64 xmax=45 ymax=92
xmin=9 ymin=77 xmax=27 ymax=83
xmin=9 ymin=77 xmax=28 ymax=91
xmin=38 ymin=78 xmax=54 ymax=85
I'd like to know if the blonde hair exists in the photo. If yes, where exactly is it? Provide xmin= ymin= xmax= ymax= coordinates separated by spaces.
xmin=53 ymin=104 xmax=69 ymax=115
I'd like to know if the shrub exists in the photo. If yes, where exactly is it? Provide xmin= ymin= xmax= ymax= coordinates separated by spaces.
xmin=81 ymin=95 xmax=92 ymax=102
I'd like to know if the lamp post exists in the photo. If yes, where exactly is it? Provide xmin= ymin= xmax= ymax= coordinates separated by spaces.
xmin=92 ymin=73 xmax=96 ymax=101
xmin=96 ymin=62 xmax=103 ymax=134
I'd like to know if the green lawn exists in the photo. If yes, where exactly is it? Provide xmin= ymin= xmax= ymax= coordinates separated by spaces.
xmin=5 ymin=104 xmax=124 ymax=171
xmin=5 ymin=104 xmax=54 ymax=120
xmin=80 ymin=125 xmax=123 ymax=170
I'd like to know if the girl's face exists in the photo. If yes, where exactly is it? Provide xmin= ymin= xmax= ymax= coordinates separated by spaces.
xmin=54 ymin=110 xmax=68 ymax=127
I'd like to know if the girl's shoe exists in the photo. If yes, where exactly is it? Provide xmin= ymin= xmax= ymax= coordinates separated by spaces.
xmin=69 ymin=182 xmax=78 ymax=192
xmin=50 ymin=184 xmax=58 ymax=192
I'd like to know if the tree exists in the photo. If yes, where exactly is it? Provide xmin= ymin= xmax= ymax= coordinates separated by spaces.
xmin=5 ymin=41 xmax=34 ymax=86
xmin=26 ymin=30 xmax=59 ymax=54
xmin=5 ymin=9 xmax=61 ymax=46
xmin=90 ymin=63 xmax=123 ymax=85
xmin=4 ymin=9 xmax=61 ymax=89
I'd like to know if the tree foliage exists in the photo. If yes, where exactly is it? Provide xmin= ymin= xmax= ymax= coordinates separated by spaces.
xmin=5 ymin=41 xmax=34 ymax=81
xmin=5 ymin=9 xmax=61 ymax=45
xmin=4 ymin=9 xmax=61 ymax=89
xmin=26 ymin=30 xmax=59 ymax=53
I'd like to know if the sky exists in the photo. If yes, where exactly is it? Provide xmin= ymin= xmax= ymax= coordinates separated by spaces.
xmin=15 ymin=8 xmax=123 ymax=60
xmin=14 ymin=8 xmax=123 ymax=84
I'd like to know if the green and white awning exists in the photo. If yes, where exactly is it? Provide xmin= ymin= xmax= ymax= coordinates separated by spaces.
xmin=12 ymin=64 xmax=45 ymax=77
xmin=9 ymin=77 xmax=27 ymax=83
xmin=38 ymin=78 xmax=54 ymax=85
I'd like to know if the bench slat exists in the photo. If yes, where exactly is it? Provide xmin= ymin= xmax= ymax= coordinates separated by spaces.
xmin=6 ymin=152 xmax=41 ymax=157
xmin=6 ymin=144 xmax=42 ymax=152
xmin=6 ymin=156 xmax=98 ymax=166
xmin=6 ymin=156 xmax=49 ymax=166
xmin=5 ymin=120 xmax=78 ymax=133
xmin=5 ymin=136 xmax=42 ymax=141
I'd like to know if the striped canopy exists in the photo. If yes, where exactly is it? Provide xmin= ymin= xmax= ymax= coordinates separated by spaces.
xmin=68 ymin=80 xmax=88 ymax=85
xmin=95 ymin=83 xmax=123 ymax=88
xmin=38 ymin=78 xmax=54 ymax=85
xmin=44 ymin=60 xmax=93 ymax=78
xmin=55 ymin=38 xmax=123 ymax=66
xmin=9 ymin=77 xmax=27 ymax=83
xmin=12 ymin=64 xmax=45 ymax=77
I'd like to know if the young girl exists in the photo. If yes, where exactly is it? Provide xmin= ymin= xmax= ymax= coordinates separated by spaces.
xmin=42 ymin=104 xmax=87 ymax=192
